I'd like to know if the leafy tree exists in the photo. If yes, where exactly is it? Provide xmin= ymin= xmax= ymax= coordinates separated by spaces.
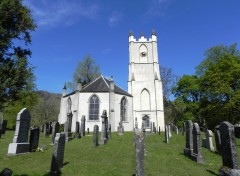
xmin=199 ymin=55 xmax=240 ymax=129
xmin=67 ymin=56 xmax=101 ymax=91
xmin=0 ymin=0 xmax=36 ymax=110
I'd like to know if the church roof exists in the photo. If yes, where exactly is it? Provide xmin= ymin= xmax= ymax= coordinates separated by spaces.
xmin=65 ymin=76 xmax=132 ymax=97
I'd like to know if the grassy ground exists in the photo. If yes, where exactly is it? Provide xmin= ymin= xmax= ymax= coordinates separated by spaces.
xmin=0 ymin=130 xmax=237 ymax=176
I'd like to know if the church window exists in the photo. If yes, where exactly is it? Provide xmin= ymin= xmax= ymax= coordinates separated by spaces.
xmin=67 ymin=97 xmax=72 ymax=114
xmin=141 ymin=89 xmax=150 ymax=110
xmin=142 ymin=115 xmax=150 ymax=128
xmin=120 ymin=97 xmax=127 ymax=121
xmin=89 ymin=95 xmax=99 ymax=120
xmin=139 ymin=44 xmax=148 ymax=63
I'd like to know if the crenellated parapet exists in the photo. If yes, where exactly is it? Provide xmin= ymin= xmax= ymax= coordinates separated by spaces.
xmin=129 ymin=30 xmax=157 ymax=43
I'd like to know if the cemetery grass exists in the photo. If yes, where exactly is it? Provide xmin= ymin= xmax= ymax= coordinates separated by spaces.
xmin=0 ymin=131 xmax=239 ymax=176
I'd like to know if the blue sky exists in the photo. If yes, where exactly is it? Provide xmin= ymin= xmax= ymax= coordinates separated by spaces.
xmin=23 ymin=0 xmax=240 ymax=94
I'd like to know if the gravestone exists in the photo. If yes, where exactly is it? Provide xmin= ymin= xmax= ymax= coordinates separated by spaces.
xmin=108 ymin=124 xmax=111 ymax=140
xmin=219 ymin=121 xmax=240 ymax=175
xmin=234 ymin=124 xmax=240 ymax=139
xmin=165 ymin=125 xmax=169 ymax=143
xmin=29 ymin=127 xmax=40 ymax=152
xmin=191 ymin=123 xmax=204 ymax=164
xmin=43 ymin=122 xmax=50 ymax=137
xmin=0 ymin=120 xmax=8 ymax=134
xmin=182 ymin=122 xmax=186 ymax=136
xmin=134 ymin=129 xmax=144 ymax=176
xmin=153 ymin=122 xmax=156 ymax=134
xmin=81 ymin=116 xmax=86 ymax=137
xmin=93 ymin=125 xmax=99 ymax=147
xmin=87 ymin=128 xmax=89 ymax=135
xmin=49 ymin=121 xmax=53 ymax=134
xmin=158 ymin=126 xmax=161 ymax=135
xmin=135 ymin=117 xmax=138 ymax=129
xmin=64 ymin=121 xmax=73 ymax=142
xmin=168 ymin=124 xmax=172 ymax=137
xmin=50 ymin=133 xmax=66 ymax=174
xmin=0 ymin=168 xmax=12 ymax=176
xmin=214 ymin=125 xmax=221 ymax=155
xmin=100 ymin=110 xmax=108 ymax=145
xmin=150 ymin=122 xmax=153 ymax=132
xmin=8 ymin=108 xmax=31 ymax=155
xmin=74 ymin=121 xmax=81 ymax=139
xmin=51 ymin=121 xmax=60 ymax=144
xmin=183 ymin=120 xmax=193 ymax=157
xmin=202 ymin=130 xmax=215 ymax=152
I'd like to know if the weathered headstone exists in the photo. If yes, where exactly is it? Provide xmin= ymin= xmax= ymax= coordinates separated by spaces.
xmin=29 ymin=127 xmax=40 ymax=152
xmin=49 ymin=121 xmax=53 ymax=134
xmin=0 ymin=168 xmax=12 ymax=176
xmin=8 ymin=108 xmax=31 ymax=155
xmin=168 ymin=124 xmax=172 ymax=138
xmin=153 ymin=122 xmax=156 ymax=134
xmin=64 ymin=121 xmax=72 ymax=142
xmin=51 ymin=121 xmax=60 ymax=144
xmin=100 ymin=110 xmax=108 ymax=145
xmin=182 ymin=122 xmax=186 ymax=136
xmin=158 ymin=126 xmax=161 ymax=135
xmin=81 ymin=115 xmax=86 ymax=137
xmin=43 ymin=122 xmax=50 ymax=137
xmin=49 ymin=133 xmax=66 ymax=174
xmin=219 ymin=121 xmax=240 ymax=175
xmin=108 ymin=124 xmax=111 ymax=140
xmin=87 ymin=128 xmax=89 ymax=135
xmin=165 ymin=125 xmax=169 ymax=143
xmin=67 ymin=112 xmax=73 ymax=132
xmin=202 ymin=130 xmax=215 ymax=152
xmin=74 ymin=121 xmax=81 ymax=139
xmin=93 ymin=125 xmax=99 ymax=147
xmin=134 ymin=129 xmax=144 ymax=176
xmin=191 ymin=123 xmax=204 ymax=163
xmin=135 ymin=117 xmax=138 ymax=129
xmin=183 ymin=120 xmax=193 ymax=157
xmin=214 ymin=125 xmax=221 ymax=155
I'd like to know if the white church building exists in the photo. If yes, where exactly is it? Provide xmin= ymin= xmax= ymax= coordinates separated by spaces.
xmin=58 ymin=31 xmax=165 ymax=132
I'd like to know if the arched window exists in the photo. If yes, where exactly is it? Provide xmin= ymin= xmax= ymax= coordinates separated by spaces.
xmin=139 ymin=44 xmax=148 ymax=63
xmin=120 ymin=97 xmax=127 ymax=121
xmin=89 ymin=95 xmax=99 ymax=120
xmin=141 ymin=89 xmax=150 ymax=110
xmin=142 ymin=115 xmax=150 ymax=128
xmin=67 ymin=97 xmax=72 ymax=114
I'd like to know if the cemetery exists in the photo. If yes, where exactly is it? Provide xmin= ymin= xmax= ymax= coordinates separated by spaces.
xmin=1 ymin=111 xmax=240 ymax=175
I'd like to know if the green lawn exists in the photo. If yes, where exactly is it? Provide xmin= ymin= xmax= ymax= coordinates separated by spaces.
xmin=0 ymin=130 xmax=237 ymax=176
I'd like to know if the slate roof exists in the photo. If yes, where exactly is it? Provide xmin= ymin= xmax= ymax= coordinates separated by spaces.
xmin=65 ymin=76 xmax=132 ymax=97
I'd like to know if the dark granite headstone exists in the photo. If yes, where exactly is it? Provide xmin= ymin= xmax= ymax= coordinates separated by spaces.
xmin=67 ymin=113 xmax=72 ymax=132
xmin=49 ymin=121 xmax=53 ymax=134
xmin=50 ymin=133 xmax=66 ymax=174
xmin=81 ymin=116 xmax=86 ymax=137
xmin=108 ymin=124 xmax=111 ymax=140
xmin=183 ymin=120 xmax=193 ymax=157
xmin=87 ymin=128 xmax=89 ymax=135
xmin=0 ymin=168 xmax=12 ymax=176
xmin=191 ymin=123 xmax=204 ymax=163
xmin=43 ymin=122 xmax=50 ymax=137
xmin=234 ymin=125 xmax=240 ymax=139
xmin=64 ymin=121 xmax=72 ymax=142
xmin=8 ymin=108 xmax=31 ymax=154
xmin=51 ymin=122 xmax=60 ymax=144
xmin=74 ymin=121 xmax=81 ymax=139
xmin=93 ymin=125 xmax=99 ymax=147
xmin=219 ymin=121 xmax=240 ymax=176
xmin=0 ymin=120 xmax=8 ymax=134
xmin=182 ymin=122 xmax=186 ymax=136
xmin=214 ymin=125 xmax=221 ymax=155
xmin=29 ymin=127 xmax=40 ymax=152
xmin=158 ymin=126 xmax=161 ymax=135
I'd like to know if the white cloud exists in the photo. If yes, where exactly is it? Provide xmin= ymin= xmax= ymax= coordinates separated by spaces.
xmin=108 ymin=12 xmax=122 ymax=27
xmin=24 ymin=0 xmax=101 ymax=27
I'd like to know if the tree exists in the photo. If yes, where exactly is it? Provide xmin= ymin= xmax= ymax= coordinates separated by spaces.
xmin=160 ymin=66 xmax=179 ymax=100
xmin=67 ymin=56 xmax=101 ymax=91
xmin=0 ymin=0 xmax=36 ymax=110
xmin=31 ymin=91 xmax=61 ymax=126
xmin=199 ymin=55 xmax=240 ymax=129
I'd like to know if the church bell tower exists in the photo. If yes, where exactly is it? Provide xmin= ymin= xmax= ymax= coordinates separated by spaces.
xmin=128 ymin=31 xmax=165 ymax=131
